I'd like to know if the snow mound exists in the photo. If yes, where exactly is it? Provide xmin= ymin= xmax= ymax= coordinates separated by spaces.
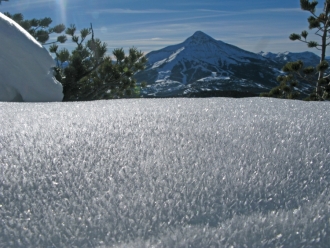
xmin=0 ymin=98 xmax=329 ymax=247
xmin=0 ymin=13 xmax=63 ymax=102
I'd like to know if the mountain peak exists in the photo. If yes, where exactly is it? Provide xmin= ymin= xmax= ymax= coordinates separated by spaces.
xmin=192 ymin=31 xmax=209 ymax=37
xmin=185 ymin=31 xmax=216 ymax=44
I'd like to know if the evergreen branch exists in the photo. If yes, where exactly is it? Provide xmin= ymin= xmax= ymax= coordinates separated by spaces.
xmin=31 ymin=26 xmax=41 ymax=32
xmin=91 ymin=23 xmax=94 ymax=42
xmin=314 ymin=27 xmax=324 ymax=36
xmin=77 ymin=60 xmax=105 ymax=80
xmin=43 ymin=41 xmax=58 ymax=45
xmin=311 ymin=12 xmax=318 ymax=18
xmin=79 ymin=76 xmax=122 ymax=100
xmin=294 ymin=70 xmax=318 ymax=84
xmin=295 ymin=39 xmax=322 ymax=48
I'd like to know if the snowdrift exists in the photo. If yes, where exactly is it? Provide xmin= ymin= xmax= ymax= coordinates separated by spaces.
xmin=0 ymin=98 xmax=329 ymax=247
xmin=0 ymin=13 xmax=63 ymax=102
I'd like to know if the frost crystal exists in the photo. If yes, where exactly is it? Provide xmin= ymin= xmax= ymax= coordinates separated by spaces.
xmin=0 ymin=98 xmax=329 ymax=247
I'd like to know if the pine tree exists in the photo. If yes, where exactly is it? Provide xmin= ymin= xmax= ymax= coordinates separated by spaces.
xmin=3 ymin=12 xmax=66 ymax=44
xmin=260 ymin=64 xmax=301 ymax=100
xmin=4 ymin=13 xmax=147 ymax=101
xmin=262 ymin=0 xmax=330 ymax=100
xmin=50 ymin=24 xmax=147 ymax=101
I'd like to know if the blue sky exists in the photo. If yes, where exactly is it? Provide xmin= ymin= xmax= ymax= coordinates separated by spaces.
xmin=1 ymin=0 xmax=327 ymax=56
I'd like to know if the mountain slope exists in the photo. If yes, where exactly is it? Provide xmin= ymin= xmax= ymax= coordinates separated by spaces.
xmin=258 ymin=51 xmax=320 ymax=67
xmin=135 ymin=31 xmax=317 ymax=98
xmin=138 ymin=31 xmax=270 ymax=84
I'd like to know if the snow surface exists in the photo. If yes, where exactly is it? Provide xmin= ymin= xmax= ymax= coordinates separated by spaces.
xmin=0 ymin=98 xmax=330 ymax=247
xmin=0 ymin=13 xmax=63 ymax=102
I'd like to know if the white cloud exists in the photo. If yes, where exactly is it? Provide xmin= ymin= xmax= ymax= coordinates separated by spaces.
xmin=198 ymin=7 xmax=302 ymax=14
xmin=94 ymin=8 xmax=184 ymax=14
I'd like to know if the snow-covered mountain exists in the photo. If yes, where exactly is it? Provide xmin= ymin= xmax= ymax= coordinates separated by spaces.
xmin=135 ymin=31 xmax=318 ymax=98
xmin=258 ymin=51 xmax=320 ymax=66
xmin=146 ymin=30 xmax=265 ymax=85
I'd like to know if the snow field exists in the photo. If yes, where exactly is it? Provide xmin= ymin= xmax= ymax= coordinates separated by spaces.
xmin=0 ymin=98 xmax=329 ymax=247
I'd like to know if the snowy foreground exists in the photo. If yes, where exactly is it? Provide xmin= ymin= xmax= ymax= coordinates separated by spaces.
xmin=0 ymin=98 xmax=329 ymax=247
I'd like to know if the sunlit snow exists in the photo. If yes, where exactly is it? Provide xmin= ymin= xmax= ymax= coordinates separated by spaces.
xmin=198 ymin=72 xmax=231 ymax=82
xmin=0 ymin=13 xmax=63 ymax=102
xmin=0 ymin=98 xmax=329 ymax=247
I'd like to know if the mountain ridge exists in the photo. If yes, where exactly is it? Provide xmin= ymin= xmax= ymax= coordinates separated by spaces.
xmin=258 ymin=51 xmax=320 ymax=66
xmin=135 ymin=31 xmax=319 ymax=98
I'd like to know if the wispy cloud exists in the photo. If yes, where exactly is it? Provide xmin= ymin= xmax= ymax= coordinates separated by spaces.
xmin=93 ymin=15 xmax=315 ymax=55
xmin=94 ymin=8 xmax=184 ymax=14
xmin=198 ymin=8 xmax=302 ymax=15
xmin=93 ymin=7 xmax=301 ymax=17
xmin=5 ymin=1 xmax=323 ymax=55
xmin=244 ymin=7 xmax=302 ymax=14
xmin=3 ymin=0 xmax=53 ymax=8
